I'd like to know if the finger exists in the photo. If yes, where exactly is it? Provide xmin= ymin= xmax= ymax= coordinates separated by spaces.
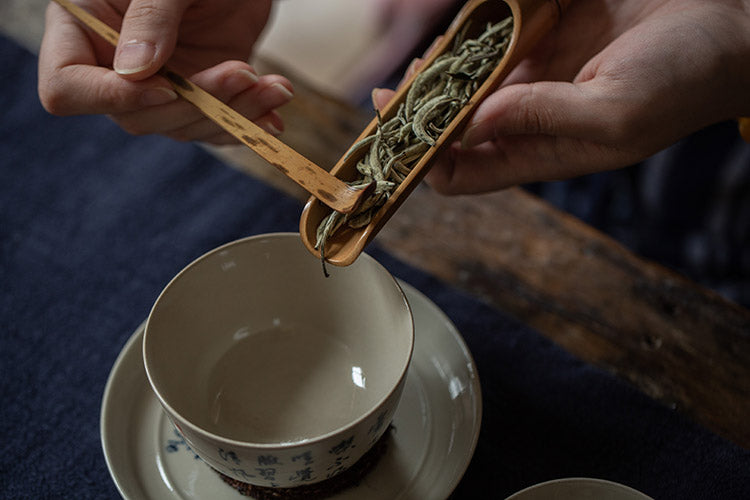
xmin=39 ymin=2 xmax=182 ymax=116
xmin=193 ymin=111 xmax=285 ymax=145
xmin=40 ymin=2 xmax=104 ymax=67
xmin=425 ymin=138 xmax=558 ymax=194
xmin=461 ymin=81 xmax=621 ymax=149
xmin=253 ymin=111 xmax=285 ymax=137
xmin=426 ymin=133 xmax=619 ymax=195
xmin=114 ymin=0 xmax=190 ymax=79
xmin=371 ymin=88 xmax=395 ymax=111
xmin=111 ymin=67 xmax=293 ymax=140
xmin=423 ymin=35 xmax=444 ymax=59
xmin=39 ymin=3 xmax=106 ymax=113
xmin=179 ymin=79 xmax=290 ymax=141
xmin=160 ymin=84 xmax=289 ymax=143
xmin=40 ymin=63 xmax=178 ymax=116
xmin=399 ymin=57 xmax=425 ymax=88
xmin=222 ymin=74 xmax=294 ymax=120
xmin=41 ymin=1 xmax=126 ymax=66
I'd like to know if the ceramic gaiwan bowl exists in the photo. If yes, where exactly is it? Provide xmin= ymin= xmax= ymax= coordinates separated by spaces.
xmin=142 ymin=233 xmax=414 ymax=488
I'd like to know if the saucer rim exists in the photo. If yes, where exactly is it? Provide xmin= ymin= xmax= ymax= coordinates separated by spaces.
xmin=100 ymin=279 xmax=482 ymax=499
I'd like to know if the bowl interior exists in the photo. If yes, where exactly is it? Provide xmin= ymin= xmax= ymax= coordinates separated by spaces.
xmin=144 ymin=234 xmax=413 ymax=445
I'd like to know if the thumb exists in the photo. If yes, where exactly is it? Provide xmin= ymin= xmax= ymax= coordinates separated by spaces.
xmin=114 ymin=0 xmax=189 ymax=80
xmin=461 ymin=81 xmax=613 ymax=149
xmin=371 ymin=87 xmax=395 ymax=111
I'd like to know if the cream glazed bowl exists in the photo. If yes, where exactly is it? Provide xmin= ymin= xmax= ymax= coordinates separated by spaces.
xmin=142 ymin=233 xmax=414 ymax=488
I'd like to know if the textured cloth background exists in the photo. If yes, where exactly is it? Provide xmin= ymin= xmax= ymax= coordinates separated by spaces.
xmin=525 ymin=122 xmax=750 ymax=308
xmin=1 ymin=35 xmax=748 ymax=499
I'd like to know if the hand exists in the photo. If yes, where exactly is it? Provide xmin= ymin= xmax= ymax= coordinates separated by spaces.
xmin=38 ymin=0 xmax=294 ymax=144
xmin=374 ymin=0 xmax=750 ymax=194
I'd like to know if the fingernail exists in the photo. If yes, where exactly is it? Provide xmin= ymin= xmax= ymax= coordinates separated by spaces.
xmin=405 ymin=58 xmax=421 ymax=77
xmin=141 ymin=87 xmax=178 ymax=106
xmin=461 ymin=122 xmax=487 ymax=149
xmin=271 ymin=82 xmax=294 ymax=100
xmin=237 ymin=69 xmax=259 ymax=84
xmin=259 ymin=120 xmax=282 ymax=136
xmin=224 ymin=69 xmax=259 ymax=94
xmin=371 ymin=88 xmax=392 ymax=112
xmin=371 ymin=87 xmax=383 ymax=105
xmin=114 ymin=40 xmax=157 ymax=75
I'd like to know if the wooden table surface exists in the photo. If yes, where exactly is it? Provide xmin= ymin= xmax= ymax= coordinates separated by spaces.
xmin=213 ymin=58 xmax=750 ymax=450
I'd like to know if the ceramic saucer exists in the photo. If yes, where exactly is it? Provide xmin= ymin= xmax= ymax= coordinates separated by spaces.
xmin=101 ymin=280 xmax=482 ymax=499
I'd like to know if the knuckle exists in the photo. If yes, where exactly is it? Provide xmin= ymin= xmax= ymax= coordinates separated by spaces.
xmin=514 ymin=84 xmax=552 ymax=135
xmin=96 ymin=73 xmax=145 ymax=112
xmin=38 ymin=70 xmax=75 ymax=116
xmin=519 ymin=106 xmax=546 ymax=135
xmin=38 ymin=86 xmax=68 ymax=116
xmin=123 ymin=1 xmax=174 ymax=32
xmin=95 ymin=90 xmax=130 ymax=114
xmin=126 ymin=1 xmax=166 ymax=20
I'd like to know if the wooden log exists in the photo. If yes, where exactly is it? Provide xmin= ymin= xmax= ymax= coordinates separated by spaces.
xmin=377 ymin=185 xmax=750 ymax=448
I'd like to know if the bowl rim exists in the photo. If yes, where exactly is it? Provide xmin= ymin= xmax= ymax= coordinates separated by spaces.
xmin=142 ymin=232 xmax=415 ymax=450
xmin=505 ymin=477 xmax=653 ymax=500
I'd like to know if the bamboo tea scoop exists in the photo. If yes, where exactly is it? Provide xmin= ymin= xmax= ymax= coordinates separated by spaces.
xmin=299 ymin=0 xmax=572 ymax=266
xmin=51 ymin=0 xmax=373 ymax=215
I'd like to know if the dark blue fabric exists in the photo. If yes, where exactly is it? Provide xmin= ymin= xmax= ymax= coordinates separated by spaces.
xmin=1 ymin=35 xmax=748 ymax=500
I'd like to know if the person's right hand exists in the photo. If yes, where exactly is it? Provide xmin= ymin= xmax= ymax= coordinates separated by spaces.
xmin=38 ymin=0 xmax=294 ymax=144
